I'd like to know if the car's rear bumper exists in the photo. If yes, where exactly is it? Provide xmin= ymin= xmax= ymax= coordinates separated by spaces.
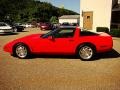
xmin=97 ymin=45 xmax=113 ymax=53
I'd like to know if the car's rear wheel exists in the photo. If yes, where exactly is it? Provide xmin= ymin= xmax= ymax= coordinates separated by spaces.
xmin=78 ymin=45 xmax=95 ymax=60
xmin=14 ymin=43 xmax=30 ymax=59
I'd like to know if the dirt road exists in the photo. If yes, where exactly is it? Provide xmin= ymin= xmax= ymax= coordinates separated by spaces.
xmin=0 ymin=28 xmax=120 ymax=90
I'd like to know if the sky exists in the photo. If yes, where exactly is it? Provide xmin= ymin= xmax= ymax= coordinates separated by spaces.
xmin=40 ymin=0 xmax=80 ymax=13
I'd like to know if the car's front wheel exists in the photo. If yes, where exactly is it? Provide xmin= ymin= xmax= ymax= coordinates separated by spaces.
xmin=14 ymin=43 xmax=30 ymax=59
xmin=78 ymin=45 xmax=95 ymax=61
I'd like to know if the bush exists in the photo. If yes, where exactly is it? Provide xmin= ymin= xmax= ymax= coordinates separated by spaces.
xmin=110 ymin=29 xmax=120 ymax=37
xmin=96 ymin=27 xmax=109 ymax=33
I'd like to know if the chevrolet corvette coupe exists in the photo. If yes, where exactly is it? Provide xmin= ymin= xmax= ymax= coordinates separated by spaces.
xmin=4 ymin=27 xmax=113 ymax=60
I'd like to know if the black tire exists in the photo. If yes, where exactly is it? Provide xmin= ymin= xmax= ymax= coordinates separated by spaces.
xmin=78 ymin=44 xmax=95 ymax=61
xmin=13 ymin=43 xmax=30 ymax=59
xmin=17 ymin=28 xmax=22 ymax=32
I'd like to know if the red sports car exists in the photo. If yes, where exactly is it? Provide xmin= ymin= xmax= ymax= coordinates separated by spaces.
xmin=4 ymin=27 xmax=113 ymax=60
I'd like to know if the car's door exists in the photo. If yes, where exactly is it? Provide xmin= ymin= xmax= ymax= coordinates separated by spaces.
xmin=52 ymin=28 xmax=76 ymax=54
xmin=32 ymin=30 xmax=58 ymax=53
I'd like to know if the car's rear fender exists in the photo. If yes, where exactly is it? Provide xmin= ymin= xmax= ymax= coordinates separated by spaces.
xmin=95 ymin=36 xmax=113 ymax=53
xmin=75 ymin=42 xmax=96 ymax=54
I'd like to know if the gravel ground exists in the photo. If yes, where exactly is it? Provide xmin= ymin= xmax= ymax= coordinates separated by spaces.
xmin=0 ymin=28 xmax=120 ymax=90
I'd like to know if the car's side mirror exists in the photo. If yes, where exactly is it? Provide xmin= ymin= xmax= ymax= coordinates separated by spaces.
xmin=48 ymin=35 xmax=55 ymax=40
xmin=48 ymin=36 xmax=52 ymax=39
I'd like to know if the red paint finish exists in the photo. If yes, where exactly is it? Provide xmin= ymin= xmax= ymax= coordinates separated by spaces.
xmin=3 ymin=27 xmax=113 ymax=56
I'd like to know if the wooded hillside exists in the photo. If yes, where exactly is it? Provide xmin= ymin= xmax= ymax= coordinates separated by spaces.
xmin=0 ymin=0 xmax=79 ymax=23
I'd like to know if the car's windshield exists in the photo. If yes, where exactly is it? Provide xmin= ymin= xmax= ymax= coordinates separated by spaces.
xmin=0 ymin=23 xmax=7 ymax=26
xmin=41 ymin=28 xmax=60 ymax=38
xmin=41 ymin=27 xmax=75 ymax=38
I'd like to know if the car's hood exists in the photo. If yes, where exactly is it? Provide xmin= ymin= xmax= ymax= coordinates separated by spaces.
xmin=0 ymin=26 xmax=12 ymax=29
xmin=9 ymin=34 xmax=43 ymax=44
xmin=17 ymin=34 xmax=43 ymax=41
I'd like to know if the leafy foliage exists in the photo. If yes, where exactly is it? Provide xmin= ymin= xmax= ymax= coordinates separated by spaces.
xmin=50 ymin=16 xmax=58 ymax=24
xmin=0 ymin=0 xmax=78 ymax=23
xmin=110 ymin=29 xmax=120 ymax=37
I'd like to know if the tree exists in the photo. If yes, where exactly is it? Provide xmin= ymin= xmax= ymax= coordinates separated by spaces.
xmin=0 ymin=0 xmax=79 ymax=23
xmin=50 ymin=16 xmax=58 ymax=24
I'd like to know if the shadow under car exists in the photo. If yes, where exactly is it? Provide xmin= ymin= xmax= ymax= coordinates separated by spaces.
xmin=27 ymin=49 xmax=120 ymax=60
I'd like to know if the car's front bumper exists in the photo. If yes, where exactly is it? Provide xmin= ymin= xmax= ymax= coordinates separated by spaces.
xmin=0 ymin=29 xmax=13 ymax=33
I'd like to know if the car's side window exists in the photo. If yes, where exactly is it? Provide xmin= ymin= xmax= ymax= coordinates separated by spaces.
xmin=54 ymin=29 xmax=75 ymax=38
xmin=80 ymin=31 xmax=98 ymax=36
